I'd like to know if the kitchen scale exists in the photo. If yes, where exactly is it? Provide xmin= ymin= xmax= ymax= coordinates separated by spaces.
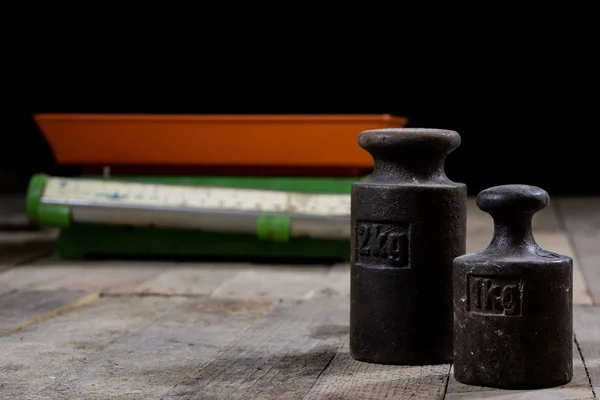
xmin=29 ymin=113 xmax=403 ymax=262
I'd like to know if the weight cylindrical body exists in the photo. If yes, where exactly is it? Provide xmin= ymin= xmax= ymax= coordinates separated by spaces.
xmin=453 ymin=184 xmax=573 ymax=389
xmin=350 ymin=128 xmax=466 ymax=365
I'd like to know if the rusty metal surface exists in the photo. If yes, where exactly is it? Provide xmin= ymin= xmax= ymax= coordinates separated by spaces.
xmin=453 ymin=184 xmax=573 ymax=389
xmin=350 ymin=128 xmax=467 ymax=365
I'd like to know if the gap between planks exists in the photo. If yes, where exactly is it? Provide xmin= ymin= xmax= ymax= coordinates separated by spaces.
xmin=0 ymin=258 xmax=173 ymax=338
xmin=0 ymin=258 xmax=344 ymax=340
xmin=303 ymin=338 xmax=451 ymax=400
xmin=0 ymin=292 xmax=100 ymax=338
xmin=573 ymin=305 xmax=600 ymax=397
xmin=555 ymin=197 xmax=600 ymax=305
xmin=444 ymin=339 xmax=594 ymax=399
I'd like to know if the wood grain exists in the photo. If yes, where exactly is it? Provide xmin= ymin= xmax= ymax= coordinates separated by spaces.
xmin=39 ymin=297 xmax=271 ymax=399
xmin=0 ymin=229 xmax=57 ymax=274
xmin=161 ymin=297 xmax=349 ymax=399
xmin=557 ymin=197 xmax=600 ymax=304
xmin=445 ymin=339 xmax=593 ymax=399
xmin=303 ymin=339 xmax=450 ymax=400
xmin=0 ymin=259 xmax=168 ymax=294
xmin=0 ymin=290 xmax=97 ymax=337
xmin=210 ymin=265 xmax=332 ymax=300
xmin=573 ymin=305 xmax=600 ymax=397
xmin=0 ymin=296 xmax=182 ymax=398
xmin=123 ymin=263 xmax=243 ymax=296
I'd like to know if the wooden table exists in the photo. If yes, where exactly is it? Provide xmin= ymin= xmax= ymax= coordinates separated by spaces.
xmin=0 ymin=197 xmax=598 ymax=399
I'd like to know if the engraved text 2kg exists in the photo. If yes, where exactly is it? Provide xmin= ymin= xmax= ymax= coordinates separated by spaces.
xmin=355 ymin=222 xmax=409 ymax=268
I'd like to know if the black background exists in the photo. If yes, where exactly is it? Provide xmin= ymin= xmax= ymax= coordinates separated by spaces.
xmin=5 ymin=3 xmax=582 ymax=195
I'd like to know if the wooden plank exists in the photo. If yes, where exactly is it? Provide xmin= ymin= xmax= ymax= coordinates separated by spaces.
xmin=37 ymin=297 xmax=272 ymax=399
xmin=0 ymin=229 xmax=57 ymax=272
xmin=0 ymin=260 xmax=173 ymax=339
xmin=0 ymin=229 xmax=58 ymax=245
xmin=123 ymin=263 xmax=247 ymax=296
xmin=128 ymin=263 xmax=351 ymax=299
xmin=304 ymin=263 xmax=350 ymax=299
xmin=0 ymin=259 xmax=168 ymax=294
xmin=536 ymin=233 xmax=593 ymax=306
xmin=557 ymin=197 xmax=600 ymax=304
xmin=573 ymin=305 xmax=600 ymax=396
xmin=210 ymin=265 xmax=332 ymax=300
xmin=445 ymin=339 xmax=593 ymax=399
xmin=0 ymin=290 xmax=98 ymax=337
xmin=0 ymin=193 xmax=38 ymax=229
xmin=557 ymin=198 xmax=600 ymax=235
xmin=0 ymin=213 xmax=30 ymax=229
xmin=161 ymin=296 xmax=349 ymax=399
xmin=303 ymin=338 xmax=450 ymax=400
xmin=0 ymin=296 xmax=186 ymax=398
